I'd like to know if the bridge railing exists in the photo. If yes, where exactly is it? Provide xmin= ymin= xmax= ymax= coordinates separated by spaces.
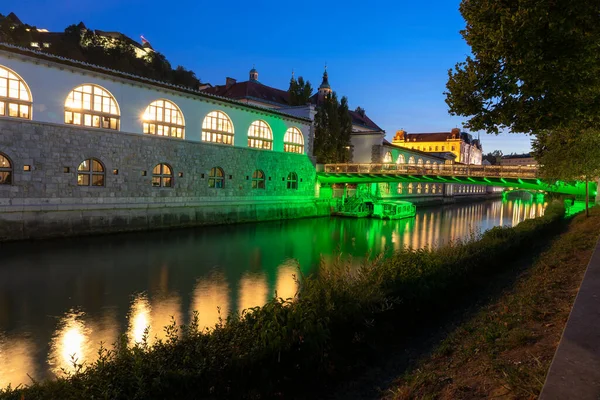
xmin=323 ymin=163 xmax=540 ymax=179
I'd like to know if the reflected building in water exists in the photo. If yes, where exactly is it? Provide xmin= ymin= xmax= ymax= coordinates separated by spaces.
xmin=0 ymin=199 xmax=546 ymax=387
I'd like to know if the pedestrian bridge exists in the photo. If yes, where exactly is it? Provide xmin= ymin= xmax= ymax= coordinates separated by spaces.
xmin=318 ymin=164 xmax=594 ymax=197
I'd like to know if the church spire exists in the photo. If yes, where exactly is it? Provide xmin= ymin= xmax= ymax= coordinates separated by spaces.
xmin=317 ymin=65 xmax=332 ymax=102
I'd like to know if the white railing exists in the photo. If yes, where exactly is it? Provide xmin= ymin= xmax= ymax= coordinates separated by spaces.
xmin=322 ymin=163 xmax=540 ymax=179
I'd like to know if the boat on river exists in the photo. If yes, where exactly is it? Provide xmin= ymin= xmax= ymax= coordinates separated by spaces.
xmin=371 ymin=201 xmax=416 ymax=220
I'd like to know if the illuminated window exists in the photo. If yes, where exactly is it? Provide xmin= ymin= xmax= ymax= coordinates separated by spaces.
xmin=143 ymin=99 xmax=184 ymax=138
xmin=408 ymin=183 xmax=413 ymax=194
xmin=408 ymin=156 xmax=415 ymax=165
xmin=64 ymin=84 xmax=119 ymax=130
xmin=0 ymin=65 xmax=32 ymax=120
xmin=77 ymin=158 xmax=105 ymax=186
xmin=286 ymin=172 xmax=298 ymax=189
xmin=0 ymin=153 xmax=12 ymax=184
xmin=152 ymin=163 xmax=173 ymax=187
xmin=432 ymin=185 xmax=437 ymax=194
xmin=397 ymin=154 xmax=405 ymax=164
xmin=425 ymin=184 xmax=430 ymax=194
xmin=426 ymin=160 xmax=431 ymax=167
xmin=417 ymin=183 xmax=422 ymax=194
xmin=252 ymin=169 xmax=265 ymax=189
xmin=397 ymin=183 xmax=403 ymax=194
xmin=417 ymin=158 xmax=424 ymax=166
xmin=30 ymin=42 xmax=39 ymax=48
xmin=284 ymin=127 xmax=304 ymax=154
xmin=202 ymin=111 xmax=234 ymax=145
xmin=383 ymin=151 xmax=392 ymax=163
xmin=383 ymin=183 xmax=390 ymax=194
xmin=248 ymin=120 xmax=273 ymax=150
xmin=43 ymin=43 xmax=50 ymax=48
xmin=209 ymin=167 xmax=225 ymax=188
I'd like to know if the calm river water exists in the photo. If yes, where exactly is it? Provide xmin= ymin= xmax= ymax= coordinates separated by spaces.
xmin=0 ymin=198 xmax=546 ymax=387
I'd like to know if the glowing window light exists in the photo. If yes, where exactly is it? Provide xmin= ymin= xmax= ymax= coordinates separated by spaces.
xmin=142 ymin=99 xmax=184 ymax=139
xmin=284 ymin=127 xmax=304 ymax=154
xmin=0 ymin=153 xmax=12 ymax=185
xmin=383 ymin=151 xmax=393 ymax=163
xmin=64 ymin=84 xmax=119 ymax=130
xmin=152 ymin=163 xmax=173 ymax=187
xmin=0 ymin=65 xmax=32 ymax=119
xmin=209 ymin=167 xmax=225 ymax=188
xmin=202 ymin=110 xmax=234 ymax=145
xmin=248 ymin=120 xmax=273 ymax=150
xmin=397 ymin=154 xmax=405 ymax=164
xmin=77 ymin=158 xmax=105 ymax=186
xmin=252 ymin=169 xmax=266 ymax=189
xmin=408 ymin=156 xmax=415 ymax=165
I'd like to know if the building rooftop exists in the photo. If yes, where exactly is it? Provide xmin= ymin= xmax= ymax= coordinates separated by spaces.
xmin=502 ymin=153 xmax=533 ymax=159
xmin=203 ymin=80 xmax=291 ymax=107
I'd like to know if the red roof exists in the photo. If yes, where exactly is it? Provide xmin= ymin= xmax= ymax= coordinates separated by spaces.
xmin=348 ymin=110 xmax=382 ymax=131
xmin=203 ymin=80 xmax=290 ymax=107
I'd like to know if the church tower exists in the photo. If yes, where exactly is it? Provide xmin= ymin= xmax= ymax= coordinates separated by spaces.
xmin=249 ymin=66 xmax=259 ymax=82
xmin=317 ymin=67 xmax=332 ymax=102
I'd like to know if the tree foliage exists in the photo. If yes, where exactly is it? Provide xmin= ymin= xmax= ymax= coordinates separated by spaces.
xmin=0 ymin=15 xmax=201 ymax=89
xmin=288 ymin=76 xmax=313 ymax=106
xmin=445 ymin=0 xmax=600 ymax=135
xmin=313 ymin=93 xmax=352 ymax=163
xmin=532 ymin=125 xmax=600 ymax=215
xmin=482 ymin=150 xmax=503 ymax=165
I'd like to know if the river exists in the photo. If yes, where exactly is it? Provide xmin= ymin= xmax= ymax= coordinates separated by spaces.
xmin=0 ymin=198 xmax=546 ymax=387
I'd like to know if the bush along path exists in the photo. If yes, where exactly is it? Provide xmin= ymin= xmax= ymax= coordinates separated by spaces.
xmin=0 ymin=202 xmax=571 ymax=400
xmin=386 ymin=206 xmax=600 ymax=400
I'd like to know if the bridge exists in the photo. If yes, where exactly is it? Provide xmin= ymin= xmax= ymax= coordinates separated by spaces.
xmin=318 ymin=164 xmax=594 ymax=197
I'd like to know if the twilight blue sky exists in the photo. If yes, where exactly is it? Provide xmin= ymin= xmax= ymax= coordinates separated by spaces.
xmin=4 ymin=1 xmax=532 ymax=154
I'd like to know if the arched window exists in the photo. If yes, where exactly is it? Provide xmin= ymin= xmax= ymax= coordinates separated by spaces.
xmin=65 ymin=84 xmax=119 ymax=130
xmin=286 ymin=172 xmax=298 ymax=189
xmin=417 ymin=158 xmax=424 ymax=166
xmin=284 ymin=127 xmax=304 ymax=154
xmin=248 ymin=121 xmax=272 ymax=150
xmin=152 ymin=163 xmax=173 ymax=187
xmin=397 ymin=183 xmax=403 ymax=194
xmin=209 ymin=167 xmax=225 ymax=188
xmin=0 ymin=153 xmax=12 ymax=184
xmin=432 ymin=185 xmax=437 ymax=194
xmin=0 ymin=65 xmax=32 ymax=119
xmin=397 ymin=154 xmax=405 ymax=164
xmin=202 ymin=111 xmax=234 ymax=145
xmin=408 ymin=183 xmax=414 ymax=194
xmin=425 ymin=184 xmax=430 ymax=194
xmin=408 ymin=156 xmax=415 ymax=165
xmin=252 ymin=169 xmax=265 ymax=189
xmin=142 ymin=99 xmax=184 ymax=138
xmin=383 ymin=151 xmax=393 ymax=163
xmin=77 ymin=158 xmax=105 ymax=186
xmin=417 ymin=183 xmax=422 ymax=194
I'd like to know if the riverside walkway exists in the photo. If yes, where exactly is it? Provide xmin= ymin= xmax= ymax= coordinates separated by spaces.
xmin=318 ymin=164 xmax=592 ymax=196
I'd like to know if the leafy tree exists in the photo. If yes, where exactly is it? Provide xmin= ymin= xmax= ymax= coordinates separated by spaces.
xmin=445 ymin=0 xmax=600 ymax=135
xmin=532 ymin=126 xmax=600 ymax=216
xmin=288 ymin=76 xmax=313 ymax=106
xmin=482 ymin=150 xmax=503 ymax=165
xmin=314 ymin=92 xmax=352 ymax=163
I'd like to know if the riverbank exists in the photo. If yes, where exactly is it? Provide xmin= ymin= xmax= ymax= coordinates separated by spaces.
xmin=0 ymin=201 xmax=567 ymax=399
xmin=386 ymin=206 xmax=600 ymax=399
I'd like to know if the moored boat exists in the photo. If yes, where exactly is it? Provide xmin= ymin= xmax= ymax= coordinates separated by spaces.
xmin=372 ymin=201 xmax=416 ymax=220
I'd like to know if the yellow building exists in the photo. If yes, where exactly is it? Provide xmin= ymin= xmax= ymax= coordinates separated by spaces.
xmin=391 ymin=128 xmax=483 ymax=165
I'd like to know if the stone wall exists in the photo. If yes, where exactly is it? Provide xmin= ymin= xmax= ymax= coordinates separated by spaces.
xmin=0 ymin=119 xmax=327 ymax=241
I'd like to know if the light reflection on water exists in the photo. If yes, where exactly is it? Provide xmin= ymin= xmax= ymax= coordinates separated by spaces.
xmin=0 ymin=198 xmax=545 ymax=386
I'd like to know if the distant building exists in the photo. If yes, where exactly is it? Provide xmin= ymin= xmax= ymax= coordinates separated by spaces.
xmin=390 ymin=128 xmax=483 ymax=165
xmin=500 ymin=153 xmax=537 ymax=167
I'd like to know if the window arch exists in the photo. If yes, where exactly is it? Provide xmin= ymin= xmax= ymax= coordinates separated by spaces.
xmin=209 ymin=167 xmax=225 ymax=188
xmin=396 ymin=154 xmax=405 ymax=164
xmin=284 ymin=127 xmax=304 ymax=154
xmin=152 ymin=163 xmax=173 ymax=187
xmin=65 ymin=84 xmax=119 ymax=130
xmin=0 ymin=65 xmax=32 ymax=119
xmin=417 ymin=158 xmax=424 ymax=166
xmin=397 ymin=183 xmax=403 ymax=194
xmin=142 ymin=99 xmax=184 ymax=138
xmin=0 ymin=153 xmax=13 ymax=184
xmin=408 ymin=156 xmax=415 ymax=165
xmin=417 ymin=183 xmax=422 ymax=194
xmin=248 ymin=120 xmax=273 ymax=150
xmin=252 ymin=169 xmax=266 ymax=189
xmin=286 ymin=172 xmax=298 ymax=189
xmin=425 ymin=160 xmax=431 ymax=166
xmin=202 ymin=111 xmax=234 ymax=145
xmin=383 ymin=151 xmax=393 ymax=163
xmin=408 ymin=183 xmax=414 ymax=194
xmin=77 ymin=158 xmax=105 ymax=186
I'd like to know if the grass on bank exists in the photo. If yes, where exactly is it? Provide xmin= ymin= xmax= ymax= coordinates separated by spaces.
xmin=0 ymin=202 xmax=570 ymax=400
xmin=387 ymin=206 xmax=600 ymax=400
